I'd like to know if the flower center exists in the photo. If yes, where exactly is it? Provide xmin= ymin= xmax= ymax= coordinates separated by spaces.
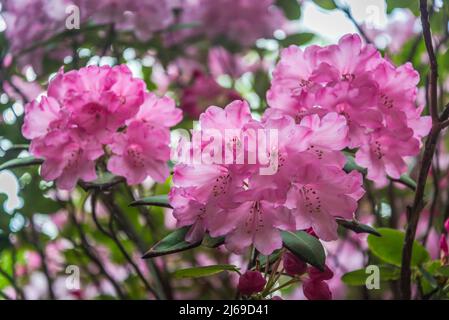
xmin=126 ymin=144 xmax=145 ymax=168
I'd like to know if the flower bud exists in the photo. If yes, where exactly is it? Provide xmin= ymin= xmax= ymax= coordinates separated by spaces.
xmin=444 ymin=218 xmax=449 ymax=234
xmin=238 ymin=271 xmax=266 ymax=296
xmin=440 ymin=234 xmax=448 ymax=257
xmin=303 ymin=280 xmax=332 ymax=300
xmin=283 ymin=252 xmax=307 ymax=276
xmin=308 ymin=265 xmax=334 ymax=281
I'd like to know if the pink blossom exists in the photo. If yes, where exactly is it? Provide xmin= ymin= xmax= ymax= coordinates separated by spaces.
xmin=169 ymin=0 xmax=285 ymax=47
xmin=267 ymin=33 xmax=430 ymax=185
xmin=107 ymin=120 xmax=171 ymax=185
xmin=287 ymin=165 xmax=364 ymax=241
xmin=23 ymin=65 xmax=180 ymax=189
xmin=208 ymin=47 xmax=258 ymax=79
xmin=180 ymin=71 xmax=241 ymax=118
xmin=31 ymin=129 xmax=103 ymax=190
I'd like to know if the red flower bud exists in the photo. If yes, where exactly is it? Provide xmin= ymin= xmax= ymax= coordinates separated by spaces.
xmin=308 ymin=265 xmax=334 ymax=281
xmin=440 ymin=234 xmax=448 ymax=257
xmin=283 ymin=252 xmax=307 ymax=276
xmin=238 ymin=271 xmax=266 ymax=296
xmin=303 ymin=280 xmax=332 ymax=300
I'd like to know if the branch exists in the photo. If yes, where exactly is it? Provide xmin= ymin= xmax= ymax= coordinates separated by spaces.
xmin=91 ymin=191 xmax=161 ymax=299
xmin=68 ymin=207 xmax=127 ymax=299
xmin=29 ymin=218 xmax=56 ymax=300
xmin=332 ymin=0 xmax=372 ymax=44
xmin=400 ymin=0 xmax=443 ymax=300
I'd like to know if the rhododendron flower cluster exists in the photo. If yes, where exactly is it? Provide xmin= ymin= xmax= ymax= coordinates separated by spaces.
xmin=267 ymin=34 xmax=431 ymax=186
xmin=167 ymin=0 xmax=285 ymax=47
xmin=22 ymin=65 xmax=182 ymax=189
xmin=170 ymin=100 xmax=365 ymax=254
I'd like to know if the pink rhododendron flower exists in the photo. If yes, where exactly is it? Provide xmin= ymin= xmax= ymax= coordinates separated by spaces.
xmin=23 ymin=65 xmax=181 ymax=189
xmin=107 ymin=121 xmax=171 ymax=185
xmin=171 ymin=99 xmax=364 ymax=252
xmin=267 ymin=33 xmax=430 ymax=186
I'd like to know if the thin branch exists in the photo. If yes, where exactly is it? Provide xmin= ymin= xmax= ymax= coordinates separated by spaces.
xmin=0 ymin=267 xmax=25 ymax=300
xmin=91 ymin=191 xmax=161 ymax=299
xmin=68 ymin=208 xmax=127 ymax=299
xmin=29 ymin=218 xmax=56 ymax=300
xmin=332 ymin=0 xmax=372 ymax=44
xmin=400 ymin=0 xmax=443 ymax=300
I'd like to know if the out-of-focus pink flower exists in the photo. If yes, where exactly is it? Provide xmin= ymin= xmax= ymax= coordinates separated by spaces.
xmin=283 ymin=252 xmax=307 ymax=276
xmin=208 ymin=47 xmax=259 ymax=79
xmin=50 ymin=210 xmax=69 ymax=230
xmin=168 ymin=0 xmax=285 ymax=47
xmin=180 ymin=71 xmax=241 ymax=118
xmin=444 ymin=218 xmax=449 ymax=234
xmin=74 ymin=0 xmax=177 ymax=41
xmin=237 ymin=271 xmax=266 ymax=295
xmin=3 ymin=76 xmax=42 ymax=102
xmin=362 ymin=9 xmax=417 ymax=54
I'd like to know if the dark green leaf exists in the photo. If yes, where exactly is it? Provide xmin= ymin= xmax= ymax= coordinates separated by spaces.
xmin=276 ymin=0 xmax=302 ymax=20
xmin=386 ymin=0 xmax=420 ymax=15
xmin=258 ymin=250 xmax=282 ymax=268
xmin=279 ymin=33 xmax=314 ymax=47
xmin=313 ymin=0 xmax=337 ymax=10
xmin=336 ymin=218 xmax=381 ymax=236
xmin=142 ymin=227 xmax=201 ymax=258
xmin=201 ymin=233 xmax=225 ymax=248
xmin=281 ymin=230 xmax=325 ymax=270
xmin=130 ymin=195 xmax=172 ymax=208
xmin=173 ymin=264 xmax=239 ymax=279
xmin=0 ymin=156 xmax=43 ymax=172
xmin=343 ymin=154 xmax=367 ymax=174
xmin=367 ymin=228 xmax=430 ymax=267
xmin=342 ymin=265 xmax=400 ymax=286
xmin=81 ymin=173 xmax=124 ymax=190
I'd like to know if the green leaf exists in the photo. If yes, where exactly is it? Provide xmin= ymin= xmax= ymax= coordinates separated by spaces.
xmin=336 ymin=218 xmax=381 ymax=236
xmin=419 ymin=265 xmax=438 ymax=289
xmin=342 ymin=265 xmax=400 ymax=286
xmin=0 ymin=156 xmax=43 ymax=172
xmin=276 ymin=0 xmax=301 ymax=20
xmin=142 ymin=227 xmax=201 ymax=258
xmin=367 ymin=228 xmax=430 ymax=267
xmin=385 ymin=0 xmax=420 ymax=15
xmin=258 ymin=250 xmax=282 ymax=268
xmin=343 ymin=154 xmax=367 ymax=174
xmin=281 ymin=230 xmax=325 ymax=270
xmin=173 ymin=264 xmax=239 ymax=279
xmin=201 ymin=233 xmax=225 ymax=248
xmin=81 ymin=173 xmax=124 ymax=190
xmin=313 ymin=0 xmax=337 ymax=10
xmin=396 ymin=174 xmax=417 ymax=191
xmin=280 ymin=33 xmax=314 ymax=47
xmin=436 ymin=265 xmax=449 ymax=277
xmin=130 ymin=195 xmax=172 ymax=208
